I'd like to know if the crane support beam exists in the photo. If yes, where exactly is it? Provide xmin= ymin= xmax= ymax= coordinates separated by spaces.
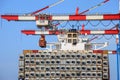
xmin=79 ymin=0 xmax=109 ymax=15
xmin=1 ymin=13 xmax=120 ymax=21
xmin=21 ymin=30 xmax=119 ymax=35
xmin=31 ymin=0 xmax=64 ymax=15
xmin=116 ymin=0 xmax=120 ymax=80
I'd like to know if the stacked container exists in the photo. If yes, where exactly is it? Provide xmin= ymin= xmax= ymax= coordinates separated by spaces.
xmin=19 ymin=50 xmax=109 ymax=80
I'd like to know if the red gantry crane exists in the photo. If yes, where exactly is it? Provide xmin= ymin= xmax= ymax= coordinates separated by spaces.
xmin=1 ymin=0 xmax=119 ymax=48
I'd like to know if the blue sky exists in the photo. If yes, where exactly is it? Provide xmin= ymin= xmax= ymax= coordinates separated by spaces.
xmin=0 ymin=0 xmax=119 ymax=80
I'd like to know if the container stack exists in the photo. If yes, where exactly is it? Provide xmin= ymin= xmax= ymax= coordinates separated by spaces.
xmin=19 ymin=53 xmax=25 ymax=80
xmin=18 ymin=50 xmax=109 ymax=80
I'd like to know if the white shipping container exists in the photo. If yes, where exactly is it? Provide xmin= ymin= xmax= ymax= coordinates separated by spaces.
xmin=19 ymin=60 xmax=24 ymax=67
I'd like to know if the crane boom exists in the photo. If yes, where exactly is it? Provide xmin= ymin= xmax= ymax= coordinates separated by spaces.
xmin=21 ymin=29 xmax=119 ymax=35
xmin=79 ymin=0 xmax=109 ymax=15
xmin=1 ymin=13 xmax=120 ymax=21
xmin=31 ymin=0 xmax=64 ymax=15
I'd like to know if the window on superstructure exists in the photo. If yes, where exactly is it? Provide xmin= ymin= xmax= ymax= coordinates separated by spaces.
xmin=68 ymin=39 xmax=72 ymax=43
xmin=68 ymin=34 xmax=72 ymax=37
xmin=73 ymin=39 xmax=77 ymax=43
xmin=73 ymin=34 xmax=77 ymax=37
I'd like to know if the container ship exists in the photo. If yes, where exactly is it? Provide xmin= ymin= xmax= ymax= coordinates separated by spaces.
xmin=18 ymin=29 xmax=115 ymax=80
xmin=1 ymin=1 xmax=119 ymax=80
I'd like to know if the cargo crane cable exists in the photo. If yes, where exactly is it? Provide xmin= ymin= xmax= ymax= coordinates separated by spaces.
xmin=89 ymin=35 xmax=96 ymax=39
xmin=74 ymin=21 xmax=80 ymax=27
xmin=101 ymin=20 xmax=118 ymax=27
xmin=67 ymin=21 xmax=86 ymax=29
xmin=88 ymin=24 xmax=118 ymax=42
xmin=52 ymin=0 xmax=109 ymax=29
xmin=84 ymin=21 xmax=89 ymax=26
xmin=78 ymin=21 xmax=89 ymax=27
xmin=49 ymin=0 xmax=109 ymax=29
xmin=77 ymin=25 xmax=80 ymax=30
xmin=78 ymin=21 xmax=82 ymax=27
xmin=52 ymin=21 xmax=71 ymax=29
xmin=89 ymin=20 xmax=112 ymax=27
xmin=68 ymin=21 xmax=73 ymax=28
xmin=79 ymin=0 xmax=109 ymax=15
xmin=85 ymin=34 xmax=113 ymax=41
xmin=103 ymin=35 xmax=113 ymax=40
xmin=93 ymin=35 xmax=104 ymax=40
xmin=88 ymin=35 xmax=99 ymax=42
xmin=59 ymin=21 xmax=118 ymax=33
xmin=54 ymin=21 xmax=81 ymax=29
xmin=89 ymin=35 xmax=103 ymax=41
xmin=100 ymin=21 xmax=112 ymax=27
xmin=109 ymin=24 xmax=119 ymax=30
xmin=52 ymin=21 xmax=61 ymax=26
xmin=58 ymin=21 xmax=69 ymax=28
xmin=88 ymin=21 xmax=101 ymax=27
xmin=51 ymin=21 xmax=61 ymax=29
xmin=112 ymin=35 xmax=117 ymax=39
xmin=30 ymin=0 xmax=64 ymax=15
xmin=88 ymin=20 xmax=117 ymax=28
xmin=111 ymin=20 xmax=119 ymax=25
xmin=70 ymin=21 xmax=81 ymax=28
